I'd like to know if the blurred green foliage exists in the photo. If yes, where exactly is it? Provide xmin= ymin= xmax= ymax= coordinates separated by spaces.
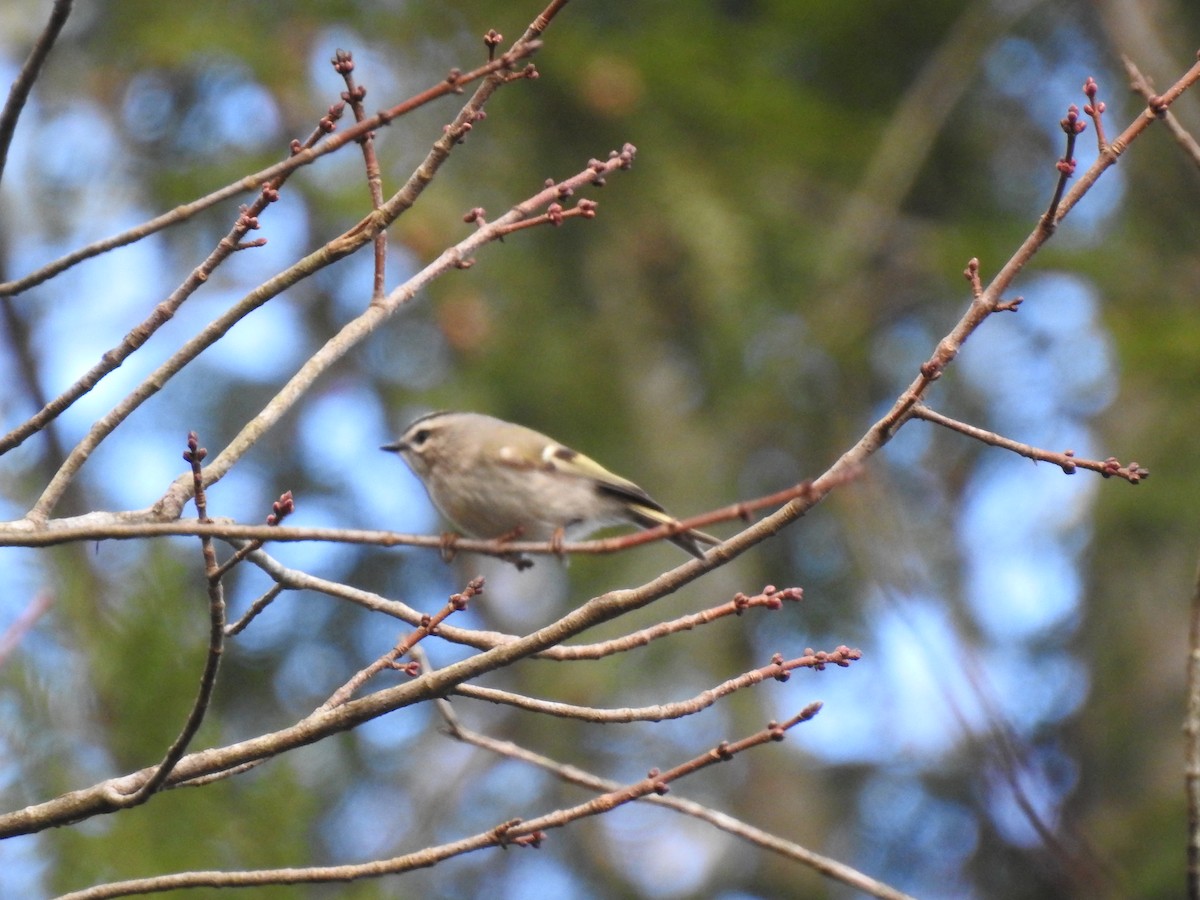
xmin=2 ymin=0 xmax=1200 ymax=897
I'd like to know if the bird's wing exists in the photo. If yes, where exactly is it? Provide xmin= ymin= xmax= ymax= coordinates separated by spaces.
xmin=537 ymin=442 xmax=667 ymax=511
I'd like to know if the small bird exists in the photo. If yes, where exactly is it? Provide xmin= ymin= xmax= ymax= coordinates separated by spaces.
xmin=381 ymin=411 xmax=718 ymax=559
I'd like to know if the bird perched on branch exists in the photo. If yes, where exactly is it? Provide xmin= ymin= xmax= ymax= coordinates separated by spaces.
xmin=382 ymin=411 xmax=718 ymax=560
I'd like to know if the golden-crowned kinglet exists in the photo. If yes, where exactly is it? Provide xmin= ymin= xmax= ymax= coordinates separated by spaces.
xmin=382 ymin=411 xmax=718 ymax=558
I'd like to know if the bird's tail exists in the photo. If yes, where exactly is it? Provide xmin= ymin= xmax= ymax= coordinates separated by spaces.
xmin=628 ymin=504 xmax=720 ymax=559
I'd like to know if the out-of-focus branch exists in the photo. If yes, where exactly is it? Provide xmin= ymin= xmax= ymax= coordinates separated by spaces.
xmin=0 ymin=591 xmax=52 ymax=668
xmin=812 ymin=0 xmax=1027 ymax=288
xmin=1123 ymin=55 xmax=1200 ymax=169
xmin=1187 ymin=546 xmax=1200 ymax=899
xmin=0 ymin=0 xmax=72 ymax=183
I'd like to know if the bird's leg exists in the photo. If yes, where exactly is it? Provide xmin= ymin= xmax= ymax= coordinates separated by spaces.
xmin=439 ymin=532 xmax=460 ymax=564
xmin=549 ymin=525 xmax=566 ymax=560
xmin=493 ymin=525 xmax=534 ymax=570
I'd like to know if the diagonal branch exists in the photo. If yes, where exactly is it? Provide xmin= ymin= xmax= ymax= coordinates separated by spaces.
xmin=0 ymin=103 xmax=336 ymax=457
xmin=148 ymin=145 xmax=639 ymax=521
xmin=20 ymin=38 xmax=560 ymax=524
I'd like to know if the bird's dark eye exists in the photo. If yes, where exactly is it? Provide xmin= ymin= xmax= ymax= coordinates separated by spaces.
xmin=411 ymin=428 xmax=431 ymax=446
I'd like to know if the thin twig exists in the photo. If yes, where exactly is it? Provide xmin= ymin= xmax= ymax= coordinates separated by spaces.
xmin=332 ymin=49 xmax=388 ymax=299
xmin=211 ymin=491 xmax=295 ymax=581
xmin=911 ymin=403 xmax=1149 ymax=483
xmin=453 ymin=645 xmax=860 ymax=723
xmin=549 ymin=586 xmax=802 ymax=659
xmin=319 ymin=577 xmax=484 ymax=710
xmin=1083 ymin=76 xmax=1108 ymax=152
xmin=119 ymin=433 xmax=226 ymax=806
xmin=223 ymin=584 xmax=284 ymax=637
xmin=1042 ymin=103 xmax=1085 ymax=227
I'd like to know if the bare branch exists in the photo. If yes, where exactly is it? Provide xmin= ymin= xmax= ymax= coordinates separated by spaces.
xmin=434 ymin=683 xmax=916 ymax=900
xmin=58 ymin=703 xmax=821 ymax=899
xmin=549 ymin=585 xmax=803 ymax=660
xmin=911 ymin=404 xmax=1149 ymax=484
xmin=25 ymin=127 xmax=568 ymax=525
xmin=0 ymin=39 xmax=543 ymax=299
xmin=453 ymin=645 xmax=861 ymax=723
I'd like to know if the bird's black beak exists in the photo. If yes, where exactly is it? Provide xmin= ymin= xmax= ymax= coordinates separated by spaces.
xmin=380 ymin=440 xmax=406 ymax=453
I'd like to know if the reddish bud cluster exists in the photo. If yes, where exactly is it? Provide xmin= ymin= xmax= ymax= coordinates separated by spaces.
xmin=1083 ymin=77 xmax=1105 ymax=117
xmin=612 ymin=143 xmax=637 ymax=168
xmin=331 ymin=49 xmax=354 ymax=75
xmin=1060 ymin=105 xmax=1086 ymax=136
xmin=183 ymin=432 xmax=206 ymax=464
xmin=266 ymin=491 xmax=294 ymax=526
